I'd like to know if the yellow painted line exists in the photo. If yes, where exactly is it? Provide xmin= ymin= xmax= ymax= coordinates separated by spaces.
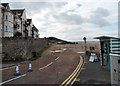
xmin=75 ymin=78 xmax=81 ymax=82
xmin=81 ymin=68 xmax=86 ymax=70
xmin=66 ymin=57 xmax=83 ymax=84
xmin=61 ymin=57 xmax=81 ymax=85
xmin=0 ymin=65 xmax=20 ymax=71
xmin=71 ymin=57 xmax=85 ymax=84
xmin=61 ymin=56 xmax=83 ymax=85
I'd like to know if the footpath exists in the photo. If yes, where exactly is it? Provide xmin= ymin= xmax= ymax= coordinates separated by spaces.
xmin=73 ymin=55 xmax=111 ymax=85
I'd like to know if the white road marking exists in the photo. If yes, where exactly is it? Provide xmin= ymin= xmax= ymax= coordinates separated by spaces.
xmin=39 ymin=62 xmax=53 ymax=70
xmin=0 ymin=74 xmax=26 ymax=85
xmin=55 ymin=57 xmax=59 ymax=61
xmin=39 ymin=57 xmax=60 ymax=70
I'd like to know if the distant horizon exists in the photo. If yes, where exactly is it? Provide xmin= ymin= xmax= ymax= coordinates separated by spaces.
xmin=45 ymin=36 xmax=100 ymax=42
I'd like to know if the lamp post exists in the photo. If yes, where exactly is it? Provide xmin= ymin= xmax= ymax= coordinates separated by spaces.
xmin=83 ymin=37 xmax=87 ymax=53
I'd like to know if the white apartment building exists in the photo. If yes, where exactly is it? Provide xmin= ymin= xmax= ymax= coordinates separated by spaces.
xmin=27 ymin=19 xmax=33 ymax=37
xmin=1 ymin=3 xmax=14 ymax=37
xmin=32 ymin=25 xmax=39 ymax=39
xmin=1 ymin=3 xmax=39 ymax=38
xmin=13 ymin=14 xmax=22 ymax=34
xmin=0 ymin=3 xmax=2 ymax=37
xmin=11 ymin=9 xmax=28 ymax=37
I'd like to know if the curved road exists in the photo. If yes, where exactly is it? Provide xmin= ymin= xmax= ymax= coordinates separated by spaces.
xmin=1 ymin=44 xmax=84 ymax=85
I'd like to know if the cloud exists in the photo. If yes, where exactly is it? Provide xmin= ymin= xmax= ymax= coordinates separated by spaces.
xmin=54 ymin=7 xmax=110 ymax=27
xmin=1 ymin=0 xmax=118 ymax=41
xmin=54 ymin=13 xmax=83 ymax=25
xmin=87 ymin=15 xmax=110 ymax=27
xmin=83 ymin=8 xmax=111 ymax=27
xmin=93 ymin=8 xmax=110 ymax=17
xmin=10 ymin=2 xmax=111 ymax=27
xmin=76 ymin=4 xmax=81 ymax=7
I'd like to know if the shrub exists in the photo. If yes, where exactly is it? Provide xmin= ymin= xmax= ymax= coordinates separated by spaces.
xmin=29 ymin=44 xmax=51 ymax=61
xmin=14 ymin=32 xmax=22 ymax=37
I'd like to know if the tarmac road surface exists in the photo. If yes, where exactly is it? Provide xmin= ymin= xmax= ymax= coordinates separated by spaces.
xmin=1 ymin=44 xmax=84 ymax=85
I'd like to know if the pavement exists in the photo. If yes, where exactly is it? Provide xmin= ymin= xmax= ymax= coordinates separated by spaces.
xmin=1 ymin=61 xmax=29 ymax=69
xmin=73 ymin=55 xmax=111 ymax=85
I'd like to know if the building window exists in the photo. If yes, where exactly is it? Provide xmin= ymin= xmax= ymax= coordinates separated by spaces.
xmin=90 ymin=47 xmax=95 ymax=50
xmin=6 ymin=15 xmax=8 ymax=20
xmin=5 ymin=26 xmax=8 ymax=32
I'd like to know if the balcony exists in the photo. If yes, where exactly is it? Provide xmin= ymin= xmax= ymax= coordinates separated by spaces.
xmin=14 ymin=23 xmax=19 ymax=29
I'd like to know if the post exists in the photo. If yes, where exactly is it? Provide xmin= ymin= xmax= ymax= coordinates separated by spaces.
xmin=83 ymin=37 xmax=87 ymax=53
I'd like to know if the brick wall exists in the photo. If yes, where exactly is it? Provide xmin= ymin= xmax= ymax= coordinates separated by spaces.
xmin=2 ymin=38 xmax=48 ymax=61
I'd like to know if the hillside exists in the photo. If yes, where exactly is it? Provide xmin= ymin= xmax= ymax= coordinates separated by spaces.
xmin=46 ymin=37 xmax=77 ymax=44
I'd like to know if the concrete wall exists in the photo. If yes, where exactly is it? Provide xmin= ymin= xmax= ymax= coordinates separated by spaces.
xmin=110 ymin=54 xmax=120 ymax=85
xmin=86 ymin=42 xmax=100 ymax=53
xmin=78 ymin=42 xmax=100 ymax=56
xmin=2 ymin=38 xmax=48 ymax=61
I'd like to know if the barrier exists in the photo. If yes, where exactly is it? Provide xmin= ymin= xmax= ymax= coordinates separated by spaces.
xmin=28 ymin=62 xmax=33 ymax=72
xmin=14 ymin=64 xmax=21 ymax=75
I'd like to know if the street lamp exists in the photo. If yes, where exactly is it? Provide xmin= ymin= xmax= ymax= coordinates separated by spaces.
xmin=83 ymin=37 xmax=87 ymax=53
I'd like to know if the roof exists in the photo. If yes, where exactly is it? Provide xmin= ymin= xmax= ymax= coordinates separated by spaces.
xmin=27 ymin=19 xmax=32 ymax=25
xmin=94 ymin=36 xmax=120 ymax=39
xmin=1 ymin=3 xmax=9 ymax=7
xmin=1 ymin=3 xmax=14 ymax=15
xmin=32 ymin=25 xmax=39 ymax=32
xmin=11 ymin=9 xmax=24 ymax=13
xmin=11 ymin=9 xmax=25 ymax=17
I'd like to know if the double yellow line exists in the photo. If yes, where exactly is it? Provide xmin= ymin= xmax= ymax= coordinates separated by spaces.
xmin=0 ymin=65 xmax=21 ymax=71
xmin=61 ymin=56 xmax=84 ymax=85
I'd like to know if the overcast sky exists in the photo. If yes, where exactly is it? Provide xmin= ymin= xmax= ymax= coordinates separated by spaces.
xmin=1 ymin=0 xmax=119 ymax=41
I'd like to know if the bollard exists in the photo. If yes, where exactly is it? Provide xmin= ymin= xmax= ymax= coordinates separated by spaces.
xmin=28 ymin=62 xmax=33 ymax=72
xmin=14 ymin=64 xmax=21 ymax=75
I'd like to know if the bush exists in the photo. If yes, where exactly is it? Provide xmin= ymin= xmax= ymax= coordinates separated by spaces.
xmin=14 ymin=32 xmax=22 ymax=37
xmin=29 ymin=44 xmax=51 ymax=61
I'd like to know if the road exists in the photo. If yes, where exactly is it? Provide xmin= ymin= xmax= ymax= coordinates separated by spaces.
xmin=1 ymin=44 xmax=84 ymax=85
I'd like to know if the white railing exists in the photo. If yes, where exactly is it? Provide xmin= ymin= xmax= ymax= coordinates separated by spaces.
xmin=110 ymin=38 xmax=120 ymax=54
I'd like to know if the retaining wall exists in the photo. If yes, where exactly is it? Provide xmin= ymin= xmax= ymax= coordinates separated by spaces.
xmin=2 ymin=38 xmax=48 ymax=61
